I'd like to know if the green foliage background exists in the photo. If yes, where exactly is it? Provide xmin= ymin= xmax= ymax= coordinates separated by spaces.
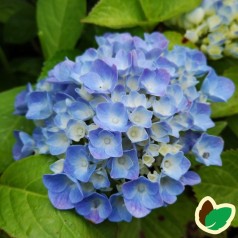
xmin=0 ymin=0 xmax=238 ymax=237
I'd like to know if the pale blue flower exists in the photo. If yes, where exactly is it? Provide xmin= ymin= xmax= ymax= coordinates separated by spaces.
xmin=192 ymin=133 xmax=224 ymax=166
xmin=89 ymin=128 xmax=123 ymax=159
xmin=64 ymin=145 xmax=96 ymax=182
xmin=201 ymin=69 xmax=235 ymax=102
xmin=12 ymin=131 xmax=35 ymax=160
xmin=80 ymin=59 xmax=118 ymax=94
xmin=26 ymin=92 xmax=53 ymax=120
xmin=122 ymin=177 xmax=163 ymax=218
xmin=109 ymin=194 xmax=132 ymax=222
xmin=110 ymin=149 xmax=139 ymax=180
xmin=140 ymin=69 xmax=170 ymax=96
xmin=94 ymin=102 xmax=129 ymax=132
xmin=161 ymin=152 xmax=191 ymax=180
xmin=43 ymin=173 xmax=83 ymax=209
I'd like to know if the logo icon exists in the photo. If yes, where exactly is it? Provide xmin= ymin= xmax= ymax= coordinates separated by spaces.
xmin=195 ymin=196 xmax=236 ymax=234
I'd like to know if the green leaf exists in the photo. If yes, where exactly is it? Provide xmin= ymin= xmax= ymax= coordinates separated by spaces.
xmin=37 ymin=0 xmax=86 ymax=59
xmin=164 ymin=31 xmax=196 ymax=50
xmin=228 ymin=115 xmax=238 ymax=138
xmin=142 ymin=194 xmax=195 ymax=237
xmin=3 ymin=5 xmax=37 ymax=44
xmin=211 ymin=67 xmax=238 ymax=118
xmin=0 ymin=155 xmax=117 ymax=238
xmin=208 ymin=58 xmax=238 ymax=75
xmin=117 ymin=220 xmax=141 ymax=238
xmin=194 ymin=150 xmax=238 ymax=226
xmin=0 ymin=87 xmax=33 ymax=174
xmin=139 ymin=0 xmax=202 ymax=22
xmin=207 ymin=121 xmax=227 ymax=136
xmin=205 ymin=208 xmax=232 ymax=230
xmin=82 ymin=0 xmax=147 ymax=29
xmin=10 ymin=57 xmax=42 ymax=78
xmin=38 ymin=50 xmax=81 ymax=80
xmin=0 ymin=0 xmax=30 ymax=23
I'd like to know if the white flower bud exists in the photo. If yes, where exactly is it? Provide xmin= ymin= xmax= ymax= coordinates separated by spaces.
xmin=185 ymin=7 xmax=205 ymax=25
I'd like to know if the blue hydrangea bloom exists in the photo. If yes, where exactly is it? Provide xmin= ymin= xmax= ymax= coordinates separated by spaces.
xmin=122 ymin=177 xmax=163 ymax=218
xmin=75 ymin=193 xmax=112 ymax=224
xmin=89 ymin=128 xmax=123 ymax=159
xmin=80 ymin=59 xmax=117 ymax=94
xmin=26 ymin=92 xmax=53 ymax=120
xmin=159 ymin=174 xmax=184 ymax=204
xmin=64 ymin=145 xmax=96 ymax=182
xmin=43 ymin=173 xmax=83 ymax=209
xmin=12 ymin=131 xmax=35 ymax=160
xmin=13 ymin=32 xmax=234 ymax=223
xmin=14 ymin=83 xmax=32 ymax=115
xmin=109 ymin=194 xmax=132 ymax=222
xmin=94 ymin=102 xmax=129 ymax=132
xmin=161 ymin=152 xmax=191 ymax=180
xmin=110 ymin=149 xmax=139 ymax=179
xmin=192 ymin=133 xmax=224 ymax=166
xmin=201 ymin=69 xmax=235 ymax=102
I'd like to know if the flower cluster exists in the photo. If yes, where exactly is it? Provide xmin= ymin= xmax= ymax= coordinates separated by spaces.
xmin=169 ymin=0 xmax=238 ymax=59
xmin=13 ymin=32 xmax=234 ymax=223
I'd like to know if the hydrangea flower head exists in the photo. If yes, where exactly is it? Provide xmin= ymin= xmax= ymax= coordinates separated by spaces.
xmin=13 ymin=32 xmax=234 ymax=223
xmin=169 ymin=0 xmax=238 ymax=59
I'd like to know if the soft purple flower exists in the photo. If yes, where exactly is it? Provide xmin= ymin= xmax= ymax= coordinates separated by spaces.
xmin=109 ymin=194 xmax=132 ymax=222
xmin=75 ymin=193 xmax=112 ymax=224
xmin=122 ymin=177 xmax=163 ymax=218
xmin=14 ymin=83 xmax=32 ymax=115
xmin=80 ymin=59 xmax=118 ymax=94
xmin=43 ymin=173 xmax=83 ymax=209
xmin=94 ymin=102 xmax=129 ymax=132
xmin=12 ymin=131 xmax=35 ymax=160
xmin=140 ymin=69 xmax=170 ymax=96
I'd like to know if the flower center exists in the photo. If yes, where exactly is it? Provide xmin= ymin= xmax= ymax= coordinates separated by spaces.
xmin=137 ymin=183 xmax=146 ymax=193
xmin=134 ymin=116 xmax=140 ymax=122
xmin=130 ymin=129 xmax=138 ymax=138
xmin=202 ymin=152 xmax=210 ymax=159
xmin=81 ymin=159 xmax=88 ymax=167
xmin=164 ymin=160 xmax=171 ymax=168
xmin=77 ymin=128 xmax=84 ymax=135
xmin=104 ymin=137 xmax=111 ymax=145
xmin=118 ymin=156 xmax=126 ymax=165
xmin=112 ymin=117 xmax=119 ymax=124
xmin=93 ymin=199 xmax=100 ymax=208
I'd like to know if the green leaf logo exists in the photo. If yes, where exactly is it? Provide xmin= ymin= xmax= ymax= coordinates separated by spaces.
xmin=195 ymin=196 xmax=236 ymax=235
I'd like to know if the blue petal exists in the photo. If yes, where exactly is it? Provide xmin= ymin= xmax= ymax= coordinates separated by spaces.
xmin=140 ymin=69 xmax=170 ymax=96
xmin=180 ymin=171 xmax=201 ymax=186
xmin=192 ymin=133 xmax=223 ymax=166
xmin=26 ymin=92 xmax=53 ymax=120
xmin=75 ymin=193 xmax=112 ymax=224
xmin=201 ymin=69 xmax=235 ymax=102
xmin=64 ymin=145 xmax=96 ymax=182
xmin=94 ymin=102 xmax=128 ymax=132
xmin=43 ymin=174 xmax=68 ymax=193
xmin=109 ymin=194 xmax=132 ymax=222
xmin=190 ymin=102 xmax=214 ymax=131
